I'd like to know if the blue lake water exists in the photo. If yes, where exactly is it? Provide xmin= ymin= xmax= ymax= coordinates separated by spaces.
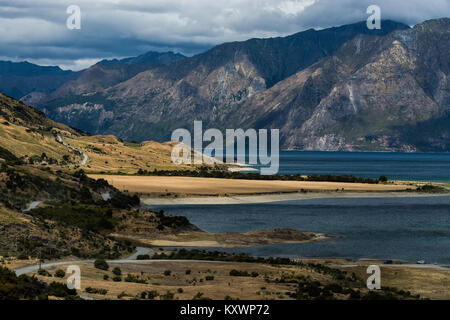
xmin=150 ymin=196 xmax=450 ymax=264
xmin=250 ymin=151 xmax=450 ymax=182
xmin=149 ymin=152 xmax=450 ymax=264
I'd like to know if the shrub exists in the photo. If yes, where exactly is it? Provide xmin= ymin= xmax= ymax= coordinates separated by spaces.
xmin=417 ymin=184 xmax=446 ymax=193
xmin=47 ymin=282 xmax=77 ymax=298
xmin=85 ymin=287 xmax=108 ymax=295
xmin=136 ymin=254 xmax=150 ymax=260
xmin=164 ymin=270 xmax=172 ymax=276
xmin=125 ymin=274 xmax=147 ymax=284
xmin=177 ymin=288 xmax=184 ymax=294
xmin=112 ymin=267 xmax=122 ymax=276
xmin=94 ymin=259 xmax=109 ymax=271
xmin=205 ymin=275 xmax=214 ymax=281
xmin=54 ymin=269 xmax=66 ymax=278
xmin=117 ymin=291 xmax=129 ymax=299
xmin=192 ymin=292 xmax=211 ymax=300
xmin=185 ymin=269 xmax=191 ymax=275
xmin=37 ymin=269 xmax=52 ymax=277
xmin=147 ymin=290 xmax=159 ymax=300
xmin=103 ymin=275 xmax=109 ymax=281
xmin=113 ymin=276 xmax=122 ymax=282
xmin=229 ymin=269 xmax=250 ymax=277
xmin=160 ymin=291 xmax=175 ymax=300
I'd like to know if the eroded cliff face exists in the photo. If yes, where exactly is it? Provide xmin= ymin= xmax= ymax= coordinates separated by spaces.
xmin=34 ymin=19 xmax=450 ymax=151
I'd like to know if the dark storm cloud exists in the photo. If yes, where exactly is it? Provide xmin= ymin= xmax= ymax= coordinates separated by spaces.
xmin=0 ymin=0 xmax=448 ymax=70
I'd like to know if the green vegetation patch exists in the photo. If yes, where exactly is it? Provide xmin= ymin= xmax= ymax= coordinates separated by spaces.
xmin=0 ymin=266 xmax=77 ymax=300
xmin=135 ymin=167 xmax=384 ymax=184
xmin=29 ymin=203 xmax=116 ymax=232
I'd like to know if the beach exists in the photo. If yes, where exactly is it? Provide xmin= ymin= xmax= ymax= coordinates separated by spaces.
xmin=142 ymin=191 xmax=448 ymax=205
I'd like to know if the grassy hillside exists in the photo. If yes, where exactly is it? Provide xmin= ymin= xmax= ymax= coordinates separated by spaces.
xmin=0 ymin=92 xmax=192 ymax=173
xmin=0 ymin=92 xmax=204 ymax=260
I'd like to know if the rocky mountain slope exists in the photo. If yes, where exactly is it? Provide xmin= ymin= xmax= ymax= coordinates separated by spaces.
xmin=35 ymin=21 xmax=408 ymax=142
xmin=0 ymin=51 xmax=185 ymax=107
xmin=40 ymin=51 xmax=185 ymax=103
xmin=33 ymin=19 xmax=450 ymax=151
xmin=233 ymin=18 xmax=450 ymax=151
xmin=0 ymin=61 xmax=77 ymax=102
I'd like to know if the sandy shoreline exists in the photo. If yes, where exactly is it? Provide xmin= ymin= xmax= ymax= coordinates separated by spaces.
xmin=142 ymin=191 xmax=448 ymax=205
xmin=111 ymin=229 xmax=328 ymax=248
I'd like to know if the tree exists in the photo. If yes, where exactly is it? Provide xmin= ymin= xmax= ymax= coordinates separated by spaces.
xmin=54 ymin=269 xmax=66 ymax=278
xmin=112 ymin=267 xmax=122 ymax=276
xmin=94 ymin=259 xmax=109 ymax=271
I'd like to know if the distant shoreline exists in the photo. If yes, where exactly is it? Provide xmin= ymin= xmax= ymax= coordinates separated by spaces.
xmin=142 ymin=191 xmax=449 ymax=205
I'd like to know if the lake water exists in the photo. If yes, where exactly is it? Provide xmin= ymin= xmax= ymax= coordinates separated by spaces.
xmin=150 ymin=196 xmax=450 ymax=265
xmin=149 ymin=152 xmax=450 ymax=264
xmin=250 ymin=151 xmax=450 ymax=182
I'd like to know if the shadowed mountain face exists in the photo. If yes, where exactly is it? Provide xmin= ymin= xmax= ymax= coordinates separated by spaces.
xmin=33 ymin=19 xmax=450 ymax=151
xmin=41 ymin=51 xmax=186 ymax=102
xmin=0 ymin=51 xmax=185 ymax=107
xmin=0 ymin=61 xmax=77 ymax=102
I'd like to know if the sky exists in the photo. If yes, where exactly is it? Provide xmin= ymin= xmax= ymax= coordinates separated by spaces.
xmin=0 ymin=0 xmax=449 ymax=70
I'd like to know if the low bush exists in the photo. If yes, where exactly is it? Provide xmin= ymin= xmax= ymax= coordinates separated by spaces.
xmin=54 ymin=269 xmax=65 ymax=278
xmin=94 ymin=259 xmax=109 ymax=271
xmin=163 ymin=270 xmax=172 ymax=276
xmin=112 ymin=267 xmax=122 ymax=276
xmin=85 ymin=287 xmax=108 ymax=295
xmin=37 ymin=269 xmax=52 ymax=277
xmin=125 ymin=274 xmax=147 ymax=284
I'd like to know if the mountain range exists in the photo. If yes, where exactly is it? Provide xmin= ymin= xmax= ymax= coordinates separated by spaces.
xmin=2 ymin=18 xmax=449 ymax=152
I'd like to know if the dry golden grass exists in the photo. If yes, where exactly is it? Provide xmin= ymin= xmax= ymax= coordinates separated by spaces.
xmin=0 ymin=113 xmax=190 ymax=173
xmin=66 ymin=136 xmax=193 ymax=173
xmin=0 ymin=120 xmax=73 ymax=161
xmin=33 ymin=261 xmax=320 ymax=300
xmin=332 ymin=262 xmax=450 ymax=300
xmin=89 ymin=175 xmax=414 ymax=197
xmin=29 ymin=258 xmax=450 ymax=300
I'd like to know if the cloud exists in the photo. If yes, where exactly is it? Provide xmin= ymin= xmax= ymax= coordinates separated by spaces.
xmin=0 ymin=0 xmax=448 ymax=70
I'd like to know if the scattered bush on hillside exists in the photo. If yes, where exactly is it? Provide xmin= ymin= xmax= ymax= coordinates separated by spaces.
xmin=112 ymin=267 xmax=122 ymax=276
xmin=94 ymin=259 xmax=109 ymax=271
xmin=0 ymin=266 xmax=77 ymax=300
xmin=85 ymin=287 xmax=108 ymax=295
xmin=54 ymin=269 xmax=65 ymax=278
